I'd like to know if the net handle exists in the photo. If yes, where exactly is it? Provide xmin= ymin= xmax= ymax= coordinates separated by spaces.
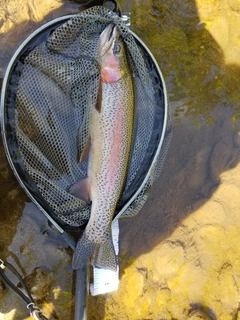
xmin=0 ymin=259 xmax=48 ymax=320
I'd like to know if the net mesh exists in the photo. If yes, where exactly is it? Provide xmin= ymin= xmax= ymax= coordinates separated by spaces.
xmin=14 ymin=6 xmax=171 ymax=230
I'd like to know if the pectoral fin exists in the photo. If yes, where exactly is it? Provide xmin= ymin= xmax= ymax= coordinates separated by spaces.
xmin=72 ymin=232 xmax=96 ymax=269
xmin=69 ymin=178 xmax=91 ymax=202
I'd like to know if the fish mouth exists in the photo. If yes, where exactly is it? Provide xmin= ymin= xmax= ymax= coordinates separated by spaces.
xmin=108 ymin=24 xmax=115 ymax=41
xmin=99 ymin=24 xmax=118 ymax=57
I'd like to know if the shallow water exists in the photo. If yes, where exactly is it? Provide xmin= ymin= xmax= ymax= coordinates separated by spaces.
xmin=1 ymin=0 xmax=240 ymax=319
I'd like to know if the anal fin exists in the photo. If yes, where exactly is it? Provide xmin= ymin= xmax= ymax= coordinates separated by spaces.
xmin=72 ymin=232 xmax=96 ymax=269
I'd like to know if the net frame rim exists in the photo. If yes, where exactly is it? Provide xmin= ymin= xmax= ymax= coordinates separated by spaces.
xmin=0 ymin=13 xmax=169 ymax=230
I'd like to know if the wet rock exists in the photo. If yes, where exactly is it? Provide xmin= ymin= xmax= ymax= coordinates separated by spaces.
xmin=121 ymin=268 xmax=145 ymax=309
xmin=18 ymin=267 xmax=53 ymax=301
xmin=227 ymin=0 xmax=240 ymax=13
xmin=187 ymin=310 xmax=213 ymax=320
xmin=209 ymin=141 xmax=232 ymax=182
xmin=0 ymin=280 xmax=7 ymax=299
xmin=19 ymin=245 xmax=31 ymax=255
xmin=233 ymin=131 xmax=240 ymax=147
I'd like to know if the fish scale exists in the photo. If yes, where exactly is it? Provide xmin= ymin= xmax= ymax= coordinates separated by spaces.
xmin=72 ymin=24 xmax=134 ymax=271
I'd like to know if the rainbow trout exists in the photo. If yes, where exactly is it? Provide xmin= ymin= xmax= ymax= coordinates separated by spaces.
xmin=71 ymin=24 xmax=134 ymax=271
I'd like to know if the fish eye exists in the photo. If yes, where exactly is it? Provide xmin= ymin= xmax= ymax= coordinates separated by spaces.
xmin=113 ymin=43 xmax=122 ymax=55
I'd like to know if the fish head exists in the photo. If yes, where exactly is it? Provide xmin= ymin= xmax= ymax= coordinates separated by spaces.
xmin=99 ymin=24 xmax=127 ymax=83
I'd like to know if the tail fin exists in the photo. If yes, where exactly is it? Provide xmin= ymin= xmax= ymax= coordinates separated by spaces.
xmin=72 ymin=232 xmax=96 ymax=269
xmin=91 ymin=231 xmax=118 ymax=272
xmin=72 ymin=231 xmax=118 ymax=271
